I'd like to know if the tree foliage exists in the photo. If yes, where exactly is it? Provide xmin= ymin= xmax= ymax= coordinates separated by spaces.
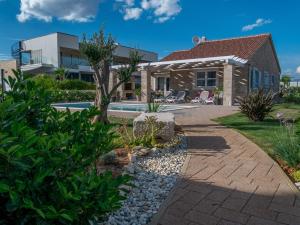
xmin=80 ymin=28 xmax=141 ymax=124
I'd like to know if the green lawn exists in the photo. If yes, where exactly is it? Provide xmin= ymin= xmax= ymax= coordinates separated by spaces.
xmin=215 ymin=103 xmax=300 ymax=156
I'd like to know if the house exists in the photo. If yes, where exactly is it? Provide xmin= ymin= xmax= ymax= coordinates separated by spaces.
xmin=8 ymin=32 xmax=157 ymax=83
xmin=111 ymin=33 xmax=281 ymax=105
xmin=0 ymin=60 xmax=17 ymax=79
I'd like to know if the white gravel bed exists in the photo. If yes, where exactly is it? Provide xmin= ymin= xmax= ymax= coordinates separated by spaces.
xmin=104 ymin=135 xmax=187 ymax=225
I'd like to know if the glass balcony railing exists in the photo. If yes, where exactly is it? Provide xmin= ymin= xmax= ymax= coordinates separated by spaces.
xmin=61 ymin=56 xmax=89 ymax=69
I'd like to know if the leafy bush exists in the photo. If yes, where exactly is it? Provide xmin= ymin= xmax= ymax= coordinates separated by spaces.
xmin=239 ymin=89 xmax=275 ymax=121
xmin=272 ymin=127 xmax=300 ymax=168
xmin=57 ymin=79 xmax=96 ymax=90
xmin=283 ymin=87 xmax=300 ymax=104
xmin=53 ymin=90 xmax=96 ymax=102
xmin=29 ymin=74 xmax=58 ymax=90
xmin=0 ymin=74 xmax=129 ymax=224
xmin=292 ymin=170 xmax=300 ymax=182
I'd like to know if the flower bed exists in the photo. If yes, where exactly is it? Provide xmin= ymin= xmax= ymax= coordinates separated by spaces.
xmin=103 ymin=134 xmax=187 ymax=225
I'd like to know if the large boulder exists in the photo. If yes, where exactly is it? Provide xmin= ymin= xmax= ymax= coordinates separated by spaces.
xmin=133 ymin=113 xmax=175 ymax=141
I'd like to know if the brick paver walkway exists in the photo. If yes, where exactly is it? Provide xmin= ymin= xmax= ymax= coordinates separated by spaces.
xmin=151 ymin=106 xmax=300 ymax=225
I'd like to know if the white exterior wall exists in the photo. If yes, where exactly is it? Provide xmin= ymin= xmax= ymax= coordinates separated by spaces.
xmin=22 ymin=33 xmax=59 ymax=67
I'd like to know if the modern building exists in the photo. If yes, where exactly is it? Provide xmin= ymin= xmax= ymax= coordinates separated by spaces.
xmin=10 ymin=32 xmax=158 ymax=83
xmin=111 ymin=33 xmax=281 ymax=105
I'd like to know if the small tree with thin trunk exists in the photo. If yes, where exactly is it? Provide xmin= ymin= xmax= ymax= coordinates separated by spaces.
xmin=281 ymin=75 xmax=291 ymax=88
xmin=80 ymin=29 xmax=141 ymax=124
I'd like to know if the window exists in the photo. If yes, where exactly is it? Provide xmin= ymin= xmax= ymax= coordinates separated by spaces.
xmin=271 ymin=75 xmax=275 ymax=86
xmin=264 ymin=72 xmax=270 ymax=89
xmin=66 ymin=72 xmax=79 ymax=80
xmin=196 ymin=72 xmax=206 ymax=87
xmin=124 ymin=83 xmax=132 ymax=90
xmin=196 ymin=71 xmax=216 ymax=87
xmin=250 ymin=68 xmax=261 ymax=90
xmin=81 ymin=73 xmax=94 ymax=83
xmin=157 ymin=77 xmax=165 ymax=91
xmin=207 ymin=71 xmax=217 ymax=87
xmin=134 ymin=76 xmax=141 ymax=89
xmin=166 ymin=77 xmax=170 ymax=91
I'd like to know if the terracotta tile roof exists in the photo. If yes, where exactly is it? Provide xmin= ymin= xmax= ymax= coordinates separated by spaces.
xmin=161 ymin=34 xmax=271 ymax=61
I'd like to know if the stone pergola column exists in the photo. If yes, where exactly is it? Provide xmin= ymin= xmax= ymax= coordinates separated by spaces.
xmin=223 ymin=63 xmax=234 ymax=106
xmin=141 ymin=69 xmax=151 ymax=103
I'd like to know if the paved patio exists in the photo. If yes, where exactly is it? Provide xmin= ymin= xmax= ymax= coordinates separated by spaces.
xmin=151 ymin=106 xmax=300 ymax=225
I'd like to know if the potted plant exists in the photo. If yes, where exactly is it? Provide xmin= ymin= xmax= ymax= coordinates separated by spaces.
xmin=135 ymin=87 xmax=142 ymax=101
xmin=213 ymin=87 xmax=223 ymax=105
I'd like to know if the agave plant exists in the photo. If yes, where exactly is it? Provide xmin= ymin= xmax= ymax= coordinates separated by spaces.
xmin=238 ymin=89 xmax=275 ymax=121
xmin=147 ymin=101 xmax=161 ymax=112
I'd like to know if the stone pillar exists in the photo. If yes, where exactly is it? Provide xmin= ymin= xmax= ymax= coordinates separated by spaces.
xmin=141 ymin=69 xmax=151 ymax=103
xmin=223 ymin=63 xmax=234 ymax=106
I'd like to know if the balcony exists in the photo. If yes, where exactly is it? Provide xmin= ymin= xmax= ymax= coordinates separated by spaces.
xmin=61 ymin=56 xmax=89 ymax=69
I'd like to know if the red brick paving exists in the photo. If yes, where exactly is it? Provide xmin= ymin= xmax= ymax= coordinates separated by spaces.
xmin=151 ymin=106 xmax=300 ymax=225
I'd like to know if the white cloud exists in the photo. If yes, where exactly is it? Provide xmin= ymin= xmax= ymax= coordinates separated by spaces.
xmin=124 ymin=7 xmax=143 ymax=20
xmin=0 ymin=53 xmax=12 ymax=60
xmin=17 ymin=0 xmax=100 ymax=23
xmin=242 ymin=18 xmax=272 ymax=31
xmin=296 ymin=66 xmax=300 ymax=74
xmin=117 ymin=0 xmax=181 ymax=23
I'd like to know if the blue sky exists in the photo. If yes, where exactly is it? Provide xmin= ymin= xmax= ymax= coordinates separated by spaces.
xmin=0 ymin=0 xmax=299 ymax=79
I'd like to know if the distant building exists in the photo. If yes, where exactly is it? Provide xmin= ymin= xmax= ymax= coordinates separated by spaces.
xmin=10 ymin=32 xmax=158 ymax=82
xmin=0 ymin=59 xmax=17 ymax=79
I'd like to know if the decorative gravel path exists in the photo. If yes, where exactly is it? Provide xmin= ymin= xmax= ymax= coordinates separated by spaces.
xmin=105 ymin=135 xmax=187 ymax=225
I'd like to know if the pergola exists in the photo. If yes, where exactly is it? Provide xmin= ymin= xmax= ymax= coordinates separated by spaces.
xmin=111 ymin=55 xmax=248 ymax=106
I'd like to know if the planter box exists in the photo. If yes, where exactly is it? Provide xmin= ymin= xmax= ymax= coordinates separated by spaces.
xmin=133 ymin=113 xmax=175 ymax=141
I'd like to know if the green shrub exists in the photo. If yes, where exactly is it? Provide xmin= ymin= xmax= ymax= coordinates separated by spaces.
xmin=147 ymin=102 xmax=161 ymax=112
xmin=0 ymin=74 xmax=129 ymax=224
xmin=272 ymin=127 xmax=300 ymax=168
xmin=117 ymin=116 xmax=164 ymax=148
xmin=283 ymin=87 xmax=300 ymax=104
xmin=292 ymin=170 xmax=300 ymax=182
xmin=239 ymin=89 xmax=274 ymax=121
xmin=53 ymin=90 xmax=96 ymax=102
xmin=30 ymin=74 xmax=58 ymax=90
xmin=57 ymin=79 xmax=96 ymax=90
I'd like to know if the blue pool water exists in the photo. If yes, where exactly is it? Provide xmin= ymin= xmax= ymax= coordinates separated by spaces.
xmin=52 ymin=102 xmax=186 ymax=112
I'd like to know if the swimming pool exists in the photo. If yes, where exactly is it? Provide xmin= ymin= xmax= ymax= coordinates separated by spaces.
xmin=52 ymin=102 xmax=191 ymax=112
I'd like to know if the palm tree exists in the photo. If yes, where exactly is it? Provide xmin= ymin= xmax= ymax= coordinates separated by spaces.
xmin=281 ymin=75 xmax=291 ymax=88
xmin=54 ymin=67 xmax=68 ymax=81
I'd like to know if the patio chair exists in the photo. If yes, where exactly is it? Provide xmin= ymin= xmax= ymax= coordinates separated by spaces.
xmin=153 ymin=91 xmax=176 ymax=103
xmin=166 ymin=91 xmax=186 ymax=103
xmin=191 ymin=90 xmax=209 ymax=104
xmin=204 ymin=96 xmax=215 ymax=105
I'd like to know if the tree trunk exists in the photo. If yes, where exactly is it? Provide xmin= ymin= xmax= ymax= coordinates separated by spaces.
xmin=92 ymin=65 xmax=110 ymax=124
